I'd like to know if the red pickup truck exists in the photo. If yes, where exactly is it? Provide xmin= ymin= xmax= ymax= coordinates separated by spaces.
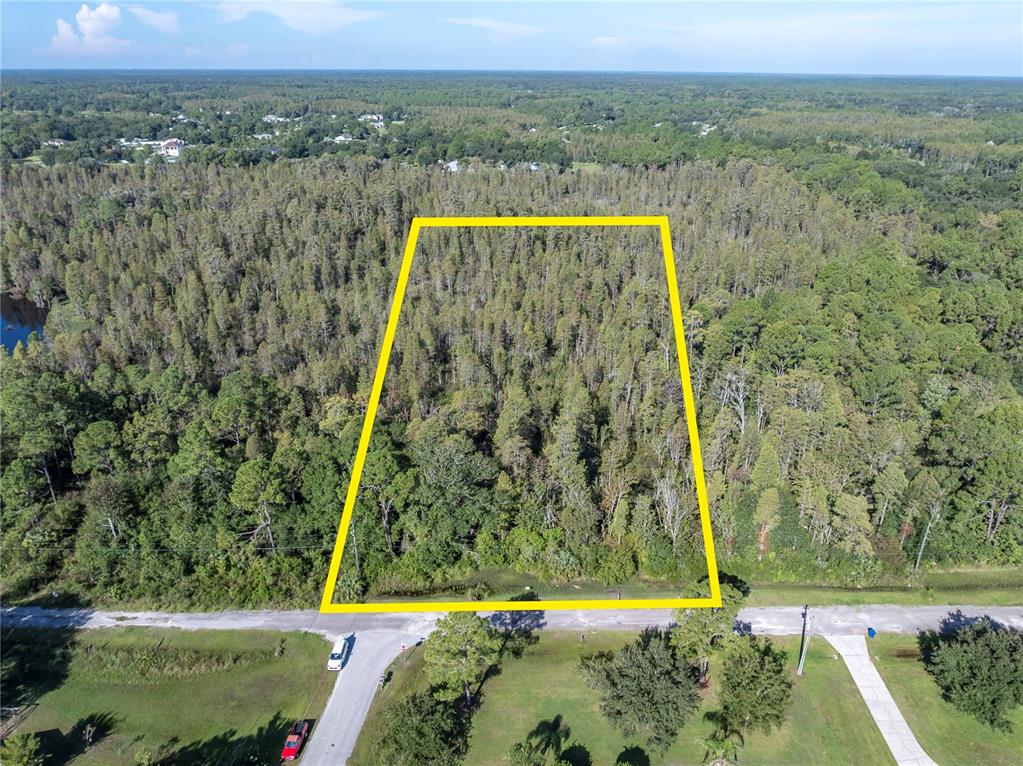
xmin=280 ymin=721 xmax=309 ymax=761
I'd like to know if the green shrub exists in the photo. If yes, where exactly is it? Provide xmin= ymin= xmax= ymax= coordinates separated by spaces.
xmin=466 ymin=582 xmax=492 ymax=601
xmin=926 ymin=618 xmax=1023 ymax=731
xmin=596 ymin=544 xmax=637 ymax=585
xmin=71 ymin=642 xmax=275 ymax=683
xmin=1 ymin=733 xmax=44 ymax=766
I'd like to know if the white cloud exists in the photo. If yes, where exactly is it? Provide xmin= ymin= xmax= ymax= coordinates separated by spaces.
xmin=128 ymin=6 xmax=179 ymax=34
xmin=448 ymin=17 xmax=544 ymax=43
xmin=216 ymin=1 xmax=378 ymax=36
xmin=48 ymin=3 xmax=131 ymax=55
xmin=225 ymin=42 xmax=250 ymax=57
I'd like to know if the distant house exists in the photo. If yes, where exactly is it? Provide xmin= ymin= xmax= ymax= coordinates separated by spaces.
xmin=44 ymin=138 xmax=68 ymax=147
xmin=263 ymin=114 xmax=299 ymax=124
xmin=158 ymin=138 xmax=185 ymax=158
xmin=529 ymin=161 xmax=541 ymax=172
xmin=439 ymin=159 xmax=459 ymax=173
xmin=252 ymin=133 xmax=273 ymax=140
xmin=357 ymin=113 xmax=384 ymax=122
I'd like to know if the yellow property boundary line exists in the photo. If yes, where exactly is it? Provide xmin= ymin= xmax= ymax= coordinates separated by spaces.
xmin=320 ymin=216 xmax=722 ymax=612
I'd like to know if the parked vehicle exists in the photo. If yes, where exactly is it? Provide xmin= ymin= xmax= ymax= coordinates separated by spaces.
xmin=327 ymin=632 xmax=354 ymax=671
xmin=280 ymin=721 xmax=309 ymax=761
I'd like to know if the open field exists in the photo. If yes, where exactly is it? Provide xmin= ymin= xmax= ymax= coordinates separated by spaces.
xmin=4 ymin=628 xmax=333 ymax=765
xmin=351 ymin=631 xmax=895 ymax=766
xmin=870 ymin=634 xmax=1023 ymax=766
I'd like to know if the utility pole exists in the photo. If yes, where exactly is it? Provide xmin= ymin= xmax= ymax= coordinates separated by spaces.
xmin=797 ymin=606 xmax=815 ymax=676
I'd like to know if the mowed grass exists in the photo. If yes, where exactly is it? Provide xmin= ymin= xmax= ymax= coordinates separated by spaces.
xmin=746 ymin=568 xmax=1023 ymax=607
xmin=352 ymin=631 xmax=894 ymax=766
xmin=365 ymin=567 xmax=1023 ymax=608
xmin=11 ymin=628 xmax=334 ymax=765
xmin=870 ymin=635 xmax=1023 ymax=766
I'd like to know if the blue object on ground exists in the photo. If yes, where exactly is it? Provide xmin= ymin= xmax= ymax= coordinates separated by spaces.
xmin=867 ymin=627 xmax=877 ymax=638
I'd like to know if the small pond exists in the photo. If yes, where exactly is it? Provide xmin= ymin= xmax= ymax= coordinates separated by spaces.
xmin=1 ymin=294 xmax=47 ymax=353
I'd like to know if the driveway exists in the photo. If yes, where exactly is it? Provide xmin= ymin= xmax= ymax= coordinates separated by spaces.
xmin=827 ymin=635 xmax=938 ymax=766
xmin=299 ymin=630 xmax=423 ymax=766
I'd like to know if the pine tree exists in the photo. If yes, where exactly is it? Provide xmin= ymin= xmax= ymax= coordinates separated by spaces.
xmin=719 ymin=635 xmax=792 ymax=734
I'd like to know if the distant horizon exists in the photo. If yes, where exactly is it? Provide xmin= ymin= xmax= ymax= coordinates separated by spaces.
xmin=3 ymin=2 xmax=1019 ymax=77
xmin=3 ymin=67 xmax=1019 ymax=80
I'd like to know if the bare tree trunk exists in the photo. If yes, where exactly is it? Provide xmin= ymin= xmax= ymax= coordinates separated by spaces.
xmin=41 ymin=461 xmax=57 ymax=503
xmin=263 ymin=509 xmax=276 ymax=554
xmin=757 ymin=523 xmax=769 ymax=560
xmin=914 ymin=503 xmax=940 ymax=573
xmin=986 ymin=499 xmax=1010 ymax=544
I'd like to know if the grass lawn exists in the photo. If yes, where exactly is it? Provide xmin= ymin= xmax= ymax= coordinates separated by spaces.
xmin=870 ymin=635 xmax=1023 ymax=766
xmin=7 ymin=628 xmax=333 ymax=765
xmin=352 ymin=631 xmax=894 ymax=766
xmin=364 ymin=566 xmax=1023 ymax=608
xmin=746 ymin=568 xmax=1023 ymax=607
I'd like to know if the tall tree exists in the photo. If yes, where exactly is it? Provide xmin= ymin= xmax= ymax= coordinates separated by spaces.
xmin=872 ymin=462 xmax=908 ymax=530
xmin=718 ymin=635 xmax=793 ymax=734
xmin=423 ymin=612 xmax=502 ymax=706
xmin=360 ymin=692 xmax=467 ymax=766
xmin=580 ymin=628 xmax=700 ymax=753
xmin=672 ymin=581 xmax=746 ymax=684
xmin=927 ymin=618 xmax=1023 ymax=731
xmin=229 ymin=458 xmax=286 ymax=554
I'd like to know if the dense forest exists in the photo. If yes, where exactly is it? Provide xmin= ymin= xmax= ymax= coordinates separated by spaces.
xmin=1 ymin=73 xmax=1020 ymax=608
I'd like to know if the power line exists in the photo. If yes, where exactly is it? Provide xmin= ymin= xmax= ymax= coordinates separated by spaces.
xmin=0 ymin=542 xmax=335 ymax=555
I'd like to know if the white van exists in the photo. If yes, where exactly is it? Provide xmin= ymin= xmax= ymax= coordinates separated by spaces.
xmin=327 ymin=633 xmax=354 ymax=671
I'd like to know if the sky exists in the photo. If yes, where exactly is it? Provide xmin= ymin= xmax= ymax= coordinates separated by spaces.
xmin=2 ymin=1 xmax=1020 ymax=76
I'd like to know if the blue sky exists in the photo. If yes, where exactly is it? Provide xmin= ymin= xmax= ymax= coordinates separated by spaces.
xmin=2 ymin=1 xmax=1020 ymax=75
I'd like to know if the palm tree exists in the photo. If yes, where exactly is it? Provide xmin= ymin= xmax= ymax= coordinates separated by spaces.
xmin=698 ymin=715 xmax=744 ymax=766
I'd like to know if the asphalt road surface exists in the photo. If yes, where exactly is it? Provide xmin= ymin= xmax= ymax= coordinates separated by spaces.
xmin=7 ymin=603 xmax=1022 ymax=636
xmin=5 ymin=604 xmax=1022 ymax=765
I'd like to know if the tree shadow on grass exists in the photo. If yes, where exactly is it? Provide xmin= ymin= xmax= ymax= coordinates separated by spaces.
xmin=1 ymin=603 xmax=97 ymax=712
xmin=478 ymin=591 xmax=547 ymax=700
xmin=528 ymin=714 xmax=571 ymax=755
xmin=1 ymin=611 xmax=97 ymax=745
xmin=157 ymin=712 xmax=292 ymax=765
xmin=615 ymin=745 xmax=650 ymax=766
xmin=511 ymin=715 xmax=592 ymax=766
xmin=34 ymin=711 xmax=119 ymax=766
xmin=561 ymin=743 xmax=592 ymax=766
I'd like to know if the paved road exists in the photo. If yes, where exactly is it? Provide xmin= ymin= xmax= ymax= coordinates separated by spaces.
xmin=5 ymin=604 xmax=1022 ymax=765
xmin=828 ymin=636 xmax=938 ymax=766
xmin=6 ymin=603 xmax=1022 ymax=636
xmin=299 ymin=630 xmax=423 ymax=766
